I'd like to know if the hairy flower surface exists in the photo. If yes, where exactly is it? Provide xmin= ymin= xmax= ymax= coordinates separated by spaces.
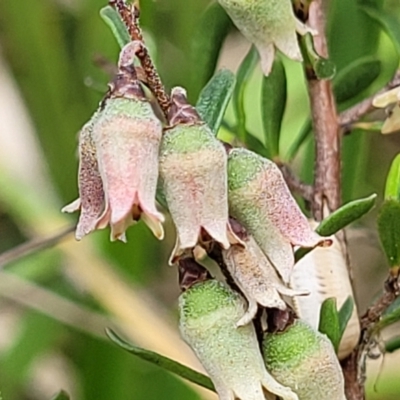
xmin=217 ymin=0 xmax=312 ymax=75
xmin=160 ymin=88 xmax=237 ymax=262
xmin=223 ymin=233 xmax=307 ymax=327
xmin=228 ymin=148 xmax=329 ymax=282
xmin=63 ymin=96 xmax=164 ymax=241
xmin=179 ymin=279 xmax=299 ymax=400
xmin=373 ymin=86 xmax=400 ymax=134
xmin=263 ymin=319 xmax=346 ymax=400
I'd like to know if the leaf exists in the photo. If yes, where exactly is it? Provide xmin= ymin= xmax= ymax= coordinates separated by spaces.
xmin=196 ymin=69 xmax=236 ymax=135
xmin=51 ymin=390 xmax=70 ymax=400
xmin=316 ymin=194 xmax=377 ymax=236
xmin=333 ymin=56 xmax=381 ymax=104
xmin=377 ymin=297 xmax=400 ymax=330
xmin=261 ymin=58 xmax=287 ymax=158
xmin=385 ymin=154 xmax=400 ymax=201
xmin=385 ymin=336 xmax=400 ymax=353
xmin=233 ymin=46 xmax=259 ymax=141
xmin=338 ymin=296 xmax=354 ymax=343
xmin=106 ymin=329 xmax=215 ymax=392
xmin=190 ymin=2 xmax=232 ymax=99
xmin=318 ymin=298 xmax=341 ymax=353
xmin=286 ymin=119 xmax=312 ymax=161
xmin=360 ymin=5 xmax=400 ymax=55
xmin=378 ymin=200 xmax=400 ymax=268
xmin=100 ymin=6 xmax=130 ymax=49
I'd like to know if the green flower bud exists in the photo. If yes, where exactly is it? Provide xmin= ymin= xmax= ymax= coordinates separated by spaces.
xmin=160 ymin=88 xmax=238 ymax=262
xmin=179 ymin=279 xmax=299 ymax=400
xmin=63 ymin=42 xmax=164 ymax=241
xmin=263 ymin=320 xmax=346 ymax=400
xmin=217 ymin=0 xmax=313 ymax=75
xmin=223 ymin=230 xmax=307 ymax=327
xmin=227 ymin=148 xmax=329 ymax=283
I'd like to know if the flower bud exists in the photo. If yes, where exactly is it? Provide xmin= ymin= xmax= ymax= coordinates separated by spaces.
xmin=179 ymin=279 xmax=299 ymax=400
xmin=373 ymin=86 xmax=400 ymax=134
xmin=263 ymin=319 xmax=346 ymax=400
xmin=63 ymin=42 xmax=164 ymax=241
xmin=217 ymin=0 xmax=313 ymax=75
xmin=222 ymin=226 xmax=307 ymax=327
xmin=227 ymin=148 xmax=329 ymax=283
xmin=291 ymin=228 xmax=360 ymax=359
xmin=160 ymin=88 xmax=237 ymax=262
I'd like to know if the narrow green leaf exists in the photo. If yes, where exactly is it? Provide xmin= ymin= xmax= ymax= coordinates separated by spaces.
xmin=196 ymin=69 xmax=236 ymax=135
xmin=378 ymin=200 xmax=400 ymax=268
xmin=377 ymin=297 xmax=400 ymax=330
xmin=385 ymin=336 xmax=400 ymax=353
xmin=385 ymin=154 xmax=400 ymax=201
xmin=190 ymin=3 xmax=232 ymax=99
xmin=51 ymin=390 xmax=70 ymax=400
xmin=100 ymin=6 xmax=130 ymax=49
xmin=261 ymin=58 xmax=287 ymax=158
xmin=318 ymin=298 xmax=341 ymax=353
xmin=286 ymin=119 xmax=312 ymax=161
xmin=245 ymin=132 xmax=270 ymax=158
xmin=316 ymin=194 xmax=377 ymax=236
xmin=360 ymin=5 xmax=400 ymax=55
xmin=233 ymin=46 xmax=258 ymax=141
xmin=106 ymin=329 xmax=215 ymax=392
xmin=333 ymin=56 xmax=381 ymax=104
xmin=338 ymin=296 xmax=354 ymax=343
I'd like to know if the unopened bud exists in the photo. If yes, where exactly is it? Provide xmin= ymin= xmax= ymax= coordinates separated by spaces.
xmin=263 ymin=319 xmax=346 ymax=400
xmin=179 ymin=279 xmax=299 ymax=400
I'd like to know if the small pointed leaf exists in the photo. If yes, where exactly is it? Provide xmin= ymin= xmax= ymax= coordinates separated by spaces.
xmin=316 ymin=194 xmax=377 ymax=237
xmin=286 ymin=119 xmax=312 ymax=161
xmin=100 ymin=6 xmax=130 ymax=48
xmin=377 ymin=297 xmax=400 ymax=330
xmin=106 ymin=328 xmax=215 ymax=392
xmin=378 ymin=200 xmax=400 ymax=268
xmin=385 ymin=154 xmax=400 ymax=201
xmin=318 ymin=298 xmax=341 ymax=353
xmin=196 ymin=69 xmax=236 ymax=135
xmin=385 ymin=336 xmax=400 ymax=353
xmin=338 ymin=296 xmax=354 ymax=344
xmin=233 ymin=46 xmax=259 ymax=141
xmin=261 ymin=58 xmax=287 ymax=158
xmin=50 ymin=391 xmax=70 ymax=400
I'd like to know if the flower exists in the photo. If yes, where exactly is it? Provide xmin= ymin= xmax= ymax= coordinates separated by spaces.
xmin=222 ymin=223 xmax=308 ymax=327
xmin=217 ymin=0 xmax=314 ymax=75
xmin=373 ymin=86 xmax=400 ymax=134
xmin=227 ymin=148 xmax=330 ymax=283
xmin=263 ymin=319 xmax=346 ymax=400
xmin=179 ymin=279 xmax=299 ymax=400
xmin=63 ymin=42 xmax=164 ymax=241
xmin=159 ymin=87 xmax=239 ymax=262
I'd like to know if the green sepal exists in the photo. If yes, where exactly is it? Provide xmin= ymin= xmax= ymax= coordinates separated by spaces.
xmin=261 ymin=58 xmax=287 ymax=158
xmin=378 ymin=200 xmax=400 ymax=268
xmin=233 ymin=46 xmax=258 ymax=141
xmin=190 ymin=3 xmax=232 ymax=99
xmin=333 ymin=56 xmax=381 ymax=105
xmin=338 ymin=296 xmax=355 ymax=345
xmin=106 ymin=328 xmax=215 ymax=392
xmin=318 ymin=298 xmax=341 ymax=353
xmin=50 ymin=390 xmax=70 ymax=400
xmin=360 ymin=5 xmax=400 ymax=55
xmin=384 ymin=154 xmax=400 ymax=201
xmin=196 ymin=69 xmax=236 ymax=135
xmin=100 ymin=6 xmax=130 ymax=49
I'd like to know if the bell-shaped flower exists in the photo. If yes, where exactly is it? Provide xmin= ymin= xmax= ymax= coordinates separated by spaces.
xmin=63 ymin=41 xmax=164 ymax=241
xmin=263 ymin=319 xmax=346 ymax=400
xmin=373 ymin=86 xmax=400 ymax=134
xmin=179 ymin=279 xmax=299 ymax=400
xmin=227 ymin=148 xmax=330 ymax=283
xmin=217 ymin=0 xmax=313 ymax=75
xmin=159 ymin=87 xmax=239 ymax=262
xmin=222 ymin=222 xmax=308 ymax=327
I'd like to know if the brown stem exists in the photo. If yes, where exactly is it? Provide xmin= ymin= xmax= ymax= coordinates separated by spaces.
xmin=307 ymin=1 xmax=341 ymax=221
xmin=110 ymin=0 xmax=171 ymax=118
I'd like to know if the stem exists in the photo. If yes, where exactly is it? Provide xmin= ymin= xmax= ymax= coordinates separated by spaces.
xmin=110 ymin=0 xmax=171 ymax=118
xmin=307 ymin=1 xmax=341 ymax=221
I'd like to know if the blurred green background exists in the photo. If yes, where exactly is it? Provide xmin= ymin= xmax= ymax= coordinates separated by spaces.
xmin=0 ymin=0 xmax=400 ymax=399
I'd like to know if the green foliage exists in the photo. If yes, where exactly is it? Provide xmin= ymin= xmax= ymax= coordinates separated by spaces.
xmin=51 ymin=391 xmax=70 ymax=400
xmin=100 ymin=6 xmax=130 ymax=48
xmin=106 ymin=329 xmax=215 ymax=392
xmin=318 ymin=298 xmax=341 ymax=352
xmin=385 ymin=154 xmax=400 ymax=201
